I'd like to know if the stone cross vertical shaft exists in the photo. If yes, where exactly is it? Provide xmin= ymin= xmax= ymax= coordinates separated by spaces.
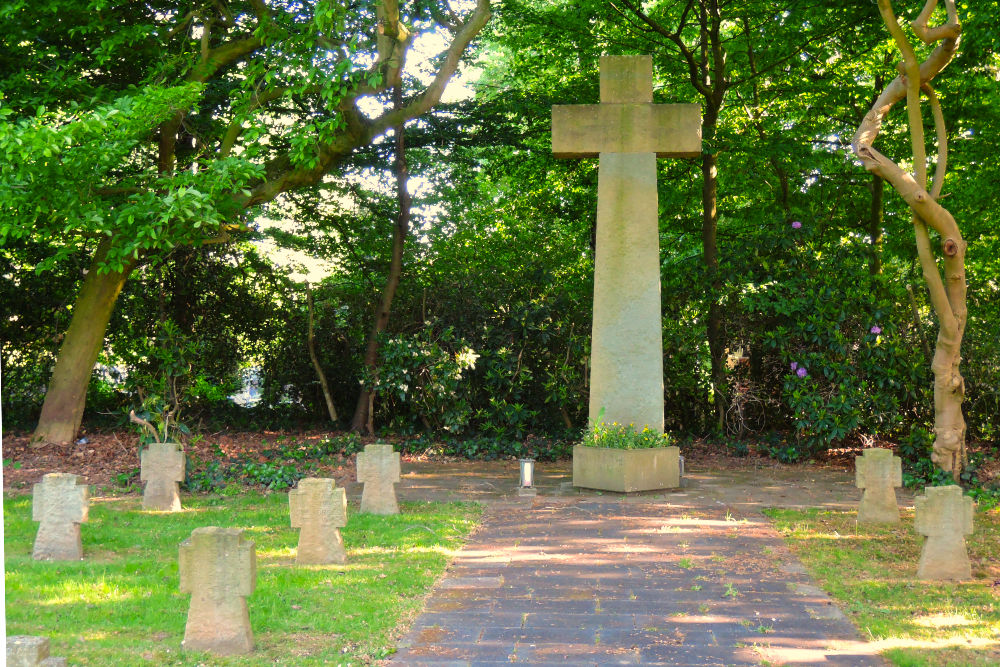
xmin=357 ymin=443 xmax=401 ymax=515
xmin=141 ymin=442 xmax=185 ymax=511
xmin=289 ymin=477 xmax=348 ymax=564
xmin=914 ymin=485 xmax=975 ymax=581
xmin=32 ymin=472 xmax=88 ymax=561
xmin=179 ymin=527 xmax=256 ymax=655
xmin=7 ymin=635 xmax=68 ymax=666
xmin=552 ymin=55 xmax=701 ymax=432
xmin=855 ymin=448 xmax=902 ymax=523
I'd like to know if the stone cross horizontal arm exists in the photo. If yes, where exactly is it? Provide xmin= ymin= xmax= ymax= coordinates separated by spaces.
xmin=179 ymin=527 xmax=256 ymax=597
xmin=552 ymin=104 xmax=701 ymax=158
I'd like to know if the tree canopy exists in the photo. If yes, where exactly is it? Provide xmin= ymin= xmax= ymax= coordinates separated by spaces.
xmin=2 ymin=0 xmax=999 ymax=491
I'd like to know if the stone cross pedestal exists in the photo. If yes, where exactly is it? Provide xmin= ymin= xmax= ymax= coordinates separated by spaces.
xmin=179 ymin=527 xmax=256 ymax=655
xmin=357 ymin=443 xmax=401 ymax=515
xmin=141 ymin=442 xmax=185 ymax=511
xmin=914 ymin=485 xmax=975 ymax=581
xmin=32 ymin=473 xmax=88 ymax=561
xmin=290 ymin=477 xmax=348 ymax=564
xmin=552 ymin=55 xmax=701 ymax=432
xmin=855 ymin=448 xmax=902 ymax=523
xmin=7 ymin=636 xmax=68 ymax=666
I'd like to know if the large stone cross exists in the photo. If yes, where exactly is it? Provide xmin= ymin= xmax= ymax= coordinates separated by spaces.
xmin=356 ymin=443 xmax=401 ymax=515
xmin=32 ymin=472 xmax=88 ymax=561
xmin=179 ymin=527 xmax=257 ymax=655
xmin=855 ymin=448 xmax=902 ymax=523
xmin=289 ymin=477 xmax=348 ymax=564
xmin=914 ymin=485 xmax=974 ymax=581
xmin=552 ymin=55 xmax=701 ymax=431
xmin=141 ymin=442 xmax=185 ymax=512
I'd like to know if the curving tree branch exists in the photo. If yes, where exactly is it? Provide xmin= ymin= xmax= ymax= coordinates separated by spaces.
xmin=851 ymin=0 xmax=967 ymax=479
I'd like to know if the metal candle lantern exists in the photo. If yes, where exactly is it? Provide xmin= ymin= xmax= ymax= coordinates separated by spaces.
xmin=519 ymin=458 xmax=535 ymax=488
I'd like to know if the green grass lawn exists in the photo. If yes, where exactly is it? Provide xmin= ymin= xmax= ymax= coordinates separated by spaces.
xmin=4 ymin=492 xmax=482 ymax=665
xmin=765 ymin=505 xmax=1000 ymax=667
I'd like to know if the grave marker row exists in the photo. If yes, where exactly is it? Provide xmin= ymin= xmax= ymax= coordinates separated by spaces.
xmin=855 ymin=448 xmax=975 ymax=581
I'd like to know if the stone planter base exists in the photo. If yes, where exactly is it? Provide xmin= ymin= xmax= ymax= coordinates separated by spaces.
xmin=572 ymin=445 xmax=681 ymax=492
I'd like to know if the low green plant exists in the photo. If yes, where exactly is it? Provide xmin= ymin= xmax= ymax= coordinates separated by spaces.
xmin=757 ymin=431 xmax=806 ymax=464
xmin=582 ymin=418 xmax=672 ymax=450
xmin=3 ymin=492 xmax=482 ymax=665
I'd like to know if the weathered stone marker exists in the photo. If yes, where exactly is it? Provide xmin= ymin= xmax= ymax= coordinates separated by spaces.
xmin=552 ymin=55 xmax=701 ymax=432
xmin=356 ymin=443 xmax=401 ymax=514
xmin=914 ymin=485 xmax=975 ymax=581
xmin=140 ymin=442 xmax=185 ymax=511
xmin=32 ymin=472 xmax=88 ymax=561
xmin=179 ymin=527 xmax=256 ymax=655
xmin=289 ymin=477 xmax=348 ymax=564
xmin=855 ymin=448 xmax=902 ymax=523
xmin=6 ymin=635 xmax=68 ymax=666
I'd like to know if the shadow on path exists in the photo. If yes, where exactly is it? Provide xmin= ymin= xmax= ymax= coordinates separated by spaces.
xmin=387 ymin=464 xmax=889 ymax=666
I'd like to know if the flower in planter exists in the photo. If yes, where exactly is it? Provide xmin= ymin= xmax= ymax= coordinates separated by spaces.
xmin=583 ymin=420 xmax=673 ymax=450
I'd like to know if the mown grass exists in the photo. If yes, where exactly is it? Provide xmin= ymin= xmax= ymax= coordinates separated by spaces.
xmin=4 ymin=492 xmax=482 ymax=665
xmin=765 ymin=505 xmax=1000 ymax=667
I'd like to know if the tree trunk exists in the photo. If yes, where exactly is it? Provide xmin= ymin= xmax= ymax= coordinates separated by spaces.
xmin=702 ymin=115 xmax=725 ymax=433
xmin=350 ymin=82 xmax=411 ymax=434
xmin=306 ymin=283 xmax=338 ymax=423
xmin=32 ymin=239 xmax=136 ymax=446
xmin=852 ymin=0 xmax=966 ymax=479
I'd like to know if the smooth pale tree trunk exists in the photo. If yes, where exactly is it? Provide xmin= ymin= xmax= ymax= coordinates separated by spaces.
xmin=32 ymin=239 xmax=136 ymax=446
xmin=852 ymin=0 xmax=966 ymax=479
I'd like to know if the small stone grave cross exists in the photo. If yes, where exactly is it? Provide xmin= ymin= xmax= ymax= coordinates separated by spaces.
xmin=357 ymin=443 xmax=401 ymax=514
xmin=914 ymin=485 xmax=975 ymax=581
xmin=552 ymin=55 xmax=701 ymax=431
xmin=289 ymin=477 xmax=348 ymax=564
xmin=141 ymin=442 xmax=185 ymax=511
xmin=32 ymin=472 xmax=88 ymax=561
xmin=6 ymin=635 xmax=68 ymax=667
xmin=179 ymin=526 xmax=256 ymax=655
xmin=855 ymin=448 xmax=902 ymax=523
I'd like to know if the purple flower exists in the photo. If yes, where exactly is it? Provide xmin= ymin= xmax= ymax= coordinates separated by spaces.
xmin=791 ymin=221 xmax=802 ymax=229
xmin=796 ymin=366 xmax=808 ymax=378
xmin=870 ymin=325 xmax=882 ymax=335
xmin=790 ymin=362 xmax=798 ymax=371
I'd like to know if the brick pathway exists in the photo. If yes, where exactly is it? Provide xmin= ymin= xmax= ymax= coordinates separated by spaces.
xmin=391 ymin=497 xmax=885 ymax=666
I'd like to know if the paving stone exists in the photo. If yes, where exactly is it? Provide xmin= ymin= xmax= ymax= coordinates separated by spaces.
xmin=390 ymin=499 xmax=882 ymax=666
xmin=438 ymin=576 xmax=502 ymax=589
xmin=806 ymin=604 xmax=850 ymax=621
xmin=410 ymin=611 xmax=524 ymax=630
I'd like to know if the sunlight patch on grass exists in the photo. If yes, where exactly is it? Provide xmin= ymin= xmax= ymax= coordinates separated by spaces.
xmin=911 ymin=613 xmax=978 ymax=629
xmin=4 ymin=492 xmax=482 ymax=666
